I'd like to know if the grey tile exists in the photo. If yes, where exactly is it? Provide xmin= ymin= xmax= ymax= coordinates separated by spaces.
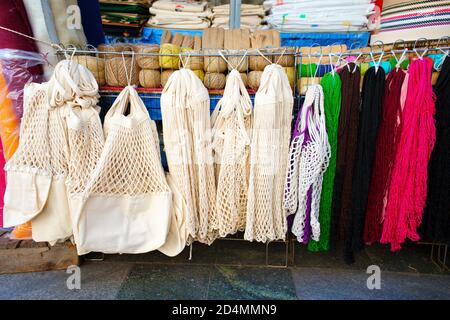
xmin=0 ymin=261 xmax=132 ymax=300
xmin=365 ymin=243 xmax=443 ymax=274
xmin=215 ymin=238 xmax=289 ymax=267
xmin=117 ymin=264 xmax=211 ymax=300
xmin=292 ymin=267 xmax=450 ymax=300
xmin=292 ymin=241 xmax=373 ymax=271
xmin=208 ymin=266 xmax=297 ymax=300
xmin=103 ymin=243 xmax=217 ymax=265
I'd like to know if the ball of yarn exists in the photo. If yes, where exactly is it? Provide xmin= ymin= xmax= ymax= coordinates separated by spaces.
xmin=159 ymin=44 xmax=181 ymax=69
xmin=137 ymin=45 xmax=160 ymax=70
xmin=161 ymin=70 xmax=174 ymax=87
xmin=297 ymin=77 xmax=321 ymax=95
xmin=360 ymin=62 xmax=370 ymax=75
xmin=298 ymin=63 xmax=317 ymax=77
xmin=105 ymin=57 xmax=140 ymax=87
xmin=432 ymin=71 xmax=440 ymax=85
xmin=248 ymin=71 xmax=263 ymax=89
xmin=181 ymin=48 xmax=204 ymax=70
xmin=274 ymin=47 xmax=295 ymax=67
xmin=204 ymin=72 xmax=226 ymax=89
xmin=284 ymin=67 xmax=295 ymax=89
xmin=98 ymin=43 xmax=129 ymax=59
xmin=72 ymin=56 xmax=106 ymax=86
xmin=204 ymin=49 xmax=227 ymax=73
xmin=139 ymin=69 xmax=161 ymax=88
xmin=226 ymin=72 xmax=248 ymax=87
xmin=226 ymin=50 xmax=249 ymax=72
xmin=249 ymin=49 xmax=272 ymax=71
xmin=192 ymin=69 xmax=205 ymax=82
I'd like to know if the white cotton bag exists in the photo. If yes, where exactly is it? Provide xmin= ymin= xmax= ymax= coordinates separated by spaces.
xmin=160 ymin=68 xmax=217 ymax=244
xmin=73 ymin=86 xmax=172 ymax=255
xmin=211 ymin=69 xmax=252 ymax=238
xmin=3 ymin=84 xmax=53 ymax=228
xmin=284 ymin=85 xmax=331 ymax=242
xmin=245 ymin=63 xmax=294 ymax=242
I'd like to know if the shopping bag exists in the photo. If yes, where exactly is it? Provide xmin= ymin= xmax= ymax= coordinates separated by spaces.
xmin=73 ymin=86 xmax=172 ymax=255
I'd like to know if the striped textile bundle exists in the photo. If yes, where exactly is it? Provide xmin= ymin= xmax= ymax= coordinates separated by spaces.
xmin=371 ymin=0 xmax=450 ymax=44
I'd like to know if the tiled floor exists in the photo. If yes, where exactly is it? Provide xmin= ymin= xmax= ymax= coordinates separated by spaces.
xmin=0 ymin=240 xmax=449 ymax=300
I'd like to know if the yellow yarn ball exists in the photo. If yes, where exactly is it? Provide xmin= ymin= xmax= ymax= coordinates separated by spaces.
xmin=284 ymin=67 xmax=295 ymax=88
xmin=159 ymin=44 xmax=181 ymax=69
xmin=192 ymin=69 xmax=205 ymax=82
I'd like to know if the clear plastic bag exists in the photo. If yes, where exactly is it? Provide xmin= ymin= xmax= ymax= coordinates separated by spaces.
xmin=0 ymin=49 xmax=46 ymax=158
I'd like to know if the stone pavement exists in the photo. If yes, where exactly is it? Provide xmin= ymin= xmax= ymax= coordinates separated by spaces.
xmin=0 ymin=240 xmax=449 ymax=300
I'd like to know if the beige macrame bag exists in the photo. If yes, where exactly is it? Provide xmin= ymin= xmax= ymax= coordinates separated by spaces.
xmin=161 ymin=68 xmax=217 ymax=244
xmin=32 ymin=60 xmax=101 ymax=244
xmin=3 ymin=83 xmax=53 ymax=228
xmin=73 ymin=86 xmax=172 ymax=255
xmin=4 ymin=60 xmax=101 ymax=245
xmin=211 ymin=66 xmax=252 ymax=238
xmin=245 ymin=62 xmax=294 ymax=243
xmin=158 ymin=174 xmax=188 ymax=257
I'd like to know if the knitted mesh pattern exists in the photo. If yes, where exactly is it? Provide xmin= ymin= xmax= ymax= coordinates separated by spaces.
xmin=285 ymin=85 xmax=331 ymax=243
xmin=212 ymin=70 xmax=252 ymax=238
xmin=48 ymin=107 xmax=69 ymax=178
xmin=5 ymin=84 xmax=52 ymax=176
xmin=85 ymin=116 xmax=170 ymax=196
xmin=66 ymin=108 xmax=105 ymax=195
xmin=245 ymin=64 xmax=294 ymax=242
xmin=161 ymin=69 xmax=217 ymax=244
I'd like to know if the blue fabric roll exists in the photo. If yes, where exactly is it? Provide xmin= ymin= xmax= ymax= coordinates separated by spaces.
xmin=77 ymin=0 xmax=105 ymax=46
xmin=369 ymin=60 xmax=392 ymax=74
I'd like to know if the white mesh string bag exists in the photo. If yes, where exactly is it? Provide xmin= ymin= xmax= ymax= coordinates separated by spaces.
xmin=73 ymin=86 xmax=172 ymax=255
xmin=4 ymin=59 xmax=101 ymax=244
xmin=161 ymin=68 xmax=217 ymax=245
xmin=211 ymin=69 xmax=252 ymax=238
xmin=32 ymin=60 xmax=102 ymax=244
xmin=284 ymin=85 xmax=330 ymax=242
xmin=245 ymin=63 xmax=294 ymax=242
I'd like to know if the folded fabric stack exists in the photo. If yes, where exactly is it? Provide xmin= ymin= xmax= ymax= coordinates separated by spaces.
xmin=100 ymin=0 xmax=152 ymax=36
xmin=371 ymin=0 xmax=450 ymax=44
xmin=265 ymin=0 xmax=375 ymax=32
xmin=211 ymin=3 xmax=268 ymax=29
xmin=147 ymin=0 xmax=212 ymax=30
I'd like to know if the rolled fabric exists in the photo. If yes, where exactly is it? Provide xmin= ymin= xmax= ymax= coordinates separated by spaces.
xmin=77 ymin=0 xmax=105 ymax=47
xmin=22 ymin=0 xmax=59 ymax=80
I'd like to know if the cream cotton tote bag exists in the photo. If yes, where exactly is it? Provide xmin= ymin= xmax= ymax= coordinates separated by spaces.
xmin=73 ymin=86 xmax=172 ymax=255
